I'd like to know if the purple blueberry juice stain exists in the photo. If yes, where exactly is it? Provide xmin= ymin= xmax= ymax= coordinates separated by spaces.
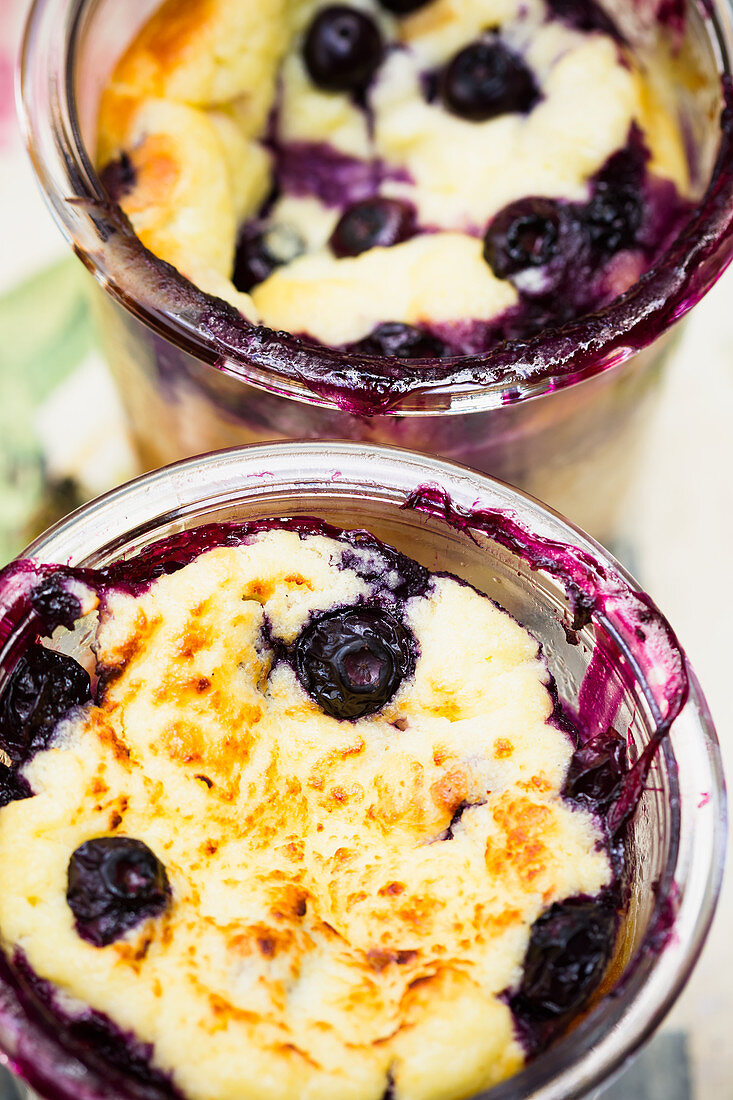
xmin=269 ymin=141 xmax=413 ymax=209
xmin=0 ymin=495 xmax=703 ymax=1093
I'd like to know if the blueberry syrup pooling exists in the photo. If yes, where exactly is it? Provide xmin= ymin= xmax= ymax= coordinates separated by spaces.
xmin=294 ymin=606 xmax=415 ymax=719
xmin=67 ymin=837 xmax=171 ymax=948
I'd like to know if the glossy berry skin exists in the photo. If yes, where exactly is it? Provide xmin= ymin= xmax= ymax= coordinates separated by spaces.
xmin=67 ymin=837 xmax=171 ymax=947
xmin=483 ymin=197 xmax=563 ymax=279
xmin=0 ymin=764 xmax=32 ymax=809
xmin=233 ymin=224 xmax=304 ymax=293
xmin=330 ymin=199 xmax=416 ymax=257
xmin=294 ymin=607 xmax=414 ymax=719
xmin=514 ymin=898 xmax=616 ymax=1019
xmin=304 ymin=6 xmax=384 ymax=93
xmin=441 ymin=40 xmax=538 ymax=122
xmin=352 ymin=322 xmax=446 ymax=359
xmin=0 ymin=645 xmax=91 ymax=764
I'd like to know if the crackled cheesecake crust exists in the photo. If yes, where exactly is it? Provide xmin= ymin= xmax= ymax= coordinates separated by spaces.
xmin=96 ymin=0 xmax=693 ymax=356
xmin=0 ymin=526 xmax=614 ymax=1100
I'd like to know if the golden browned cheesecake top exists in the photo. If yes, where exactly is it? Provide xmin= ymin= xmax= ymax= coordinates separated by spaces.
xmin=0 ymin=530 xmax=611 ymax=1100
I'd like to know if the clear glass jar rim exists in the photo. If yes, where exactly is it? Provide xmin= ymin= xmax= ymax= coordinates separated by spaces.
xmin=17 ymin=0 xmax=733 ymax=415
xmin=6 ymin=440 xmax=726 ymax=1100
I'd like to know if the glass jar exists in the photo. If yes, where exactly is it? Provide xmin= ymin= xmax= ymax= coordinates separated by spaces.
xmin=0 ymin=442 xmax=725 ymax=1100
xmin=18 ymin=0 xmax=733 ymax=541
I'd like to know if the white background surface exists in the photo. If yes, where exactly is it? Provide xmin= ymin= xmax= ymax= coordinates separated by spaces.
xmin=1 ymin=0 xmax=732 ymax=1095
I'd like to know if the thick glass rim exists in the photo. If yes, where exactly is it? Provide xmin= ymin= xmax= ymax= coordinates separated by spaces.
xmin=17 ymin=0 xmax=733 ymax=416
xmin=1 ymin=440 xmax=726 ymax=1100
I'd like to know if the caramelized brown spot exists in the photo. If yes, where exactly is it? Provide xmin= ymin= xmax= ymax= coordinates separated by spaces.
xmin=494 ymin=738 xmax=514 ymax=759
xmin=109 ymin=811 xmax=123 ymax=831
xmin=284 ymin=574 xmax=313 ymax=590
xmin=194 ymin=774 xmax=214 ymax=788
xmin=378 ymin=882 xmax=406 ymax=897
xmin=431 ymin=767 xmax=469 ymax=815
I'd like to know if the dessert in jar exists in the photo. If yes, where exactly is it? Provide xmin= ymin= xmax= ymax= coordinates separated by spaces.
xmin=20 ymin=0 xmax=733 ymax=536
xmin=97 ymin=0 xmax=693 ymax=358
xmin=0 ymin=443 xmax=724 ymax=1100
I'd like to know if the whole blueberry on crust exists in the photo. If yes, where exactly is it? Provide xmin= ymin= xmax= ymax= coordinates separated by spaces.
xmin=0 ymin=645 xmax=91 ymax=764
xmin=483 ymin=197 xmax=563 ymax=279
xmin=441 ymin=39 xmax=538 ymax=122
xmin=304 ymin=6 xmax=384 ymax=93
xmin=67 ymin=837 xmax=171 ymax=947
xmin=351 ymin=322 xmax=446 ymax=358
xmin=513 ymin=898 xmax=616 ymax=1020
xmin=330 ymin=198 xmax=417 ymax=257
xmin=294 ymin=607 xmax=414 ymax=719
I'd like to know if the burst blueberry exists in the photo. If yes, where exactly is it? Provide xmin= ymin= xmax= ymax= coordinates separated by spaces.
xmin=294 ymin=607 xmax=414 ymax=719
xmin=67 ymin=837 xmax=171 ymax=947
xmin=0 ymin=645 xmax=91 ymax=764
xmin=304 ymin=6 xmax=384 ymax=93
xmin=584 ymin=184 xmax=642 ymax=254
xmin=440 ymin=39 xmax=538 ymax=122
xmin=483 ymin=198 xmax=563 ymax=279
xmin=98 ymin=153 xmax=137 ymax=203
xmin=351 ymin=322 xmax=446 ymax=359
xmin=330 ymin=199 xmax=416 ymax=257
xmin=514 ymin=898 xmax=616 ymax=1019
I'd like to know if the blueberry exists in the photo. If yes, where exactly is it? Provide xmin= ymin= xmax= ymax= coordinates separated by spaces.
xmin=233 ymin=224 xmax=304 ymax=293
xmin=378 ymin=0 xmax=432 ymax=12
xmin=563 ymin=728 xmax=626 ymax=812
xmin=98 ymin=153 xmax=137 ymax=203
xmin=31 ymin=574 xmax=83 ymax=632
xmin=440 ymin=40 xmax=538 ymax=122
xmin=351 ymin=322 xmax=447 ymax=358
xmin=483 ymin=198 xmax=562 ymax=279
xmin=330 ymin=199 xmax=416 ymax=257
xmin=584 ymin=185 xmax=642 ymax=255
xmin=514 ymin=898 xmax=616 ymax=1020
xmin=0 ymin=645 xmax=91 ymax=764
xmin=0 ymin=763 xmax=32 ymax=808
xmin=67 ymin=837 xmax=171 ymax=947
xmin=294 ymin=607 xmax=414 ymax=719
xmin=232 ymin=223 xmax=303 ymax=294
xmin=304 ymin=6 xmax=384 ymax=94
